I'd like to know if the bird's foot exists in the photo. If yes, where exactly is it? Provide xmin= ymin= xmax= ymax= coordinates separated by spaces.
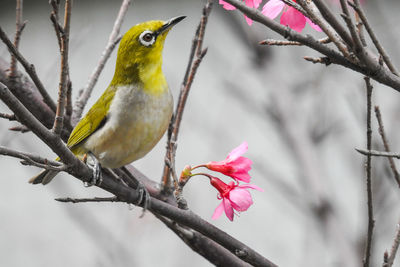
xmin=136 ymin=181 xmax=150 ymax=217
xmin=84 ymin=152 xmax=102 ymax=187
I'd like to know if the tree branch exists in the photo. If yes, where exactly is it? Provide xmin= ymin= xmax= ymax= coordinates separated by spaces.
xmin=363 ymin=76 xmax=374 ymax=267
xmin=9 ymin=0 xmax=26 ymax=79
xmin=52 ymin=0 xmax=72 ymax=135
xmin=383 ymin=221 xmax=400 ymax=267
xmin=349 ymin=0 xmax=399 ymax=76
xmin=0 ymin=27 xmax=57 ymax=111
xmin=374 ymin=106 xmax=400 ymax=187
xmin=162 ymin=0 xmax=212 ymax=189
xmin=71 ymin=0 xmax=130 ymax=125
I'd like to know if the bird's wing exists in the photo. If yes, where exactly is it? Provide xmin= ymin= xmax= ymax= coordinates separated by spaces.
xmin=67 ymin=86 xmax=116 ymax=149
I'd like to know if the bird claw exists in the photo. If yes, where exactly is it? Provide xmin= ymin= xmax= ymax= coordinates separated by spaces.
xmin=136 ymin=182 xmax=150 ymax=218
xmin=84 ymin=152 xmax=102 ymax=187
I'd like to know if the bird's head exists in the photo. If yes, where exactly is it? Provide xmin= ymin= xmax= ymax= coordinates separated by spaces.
xmin=112 ymin=16 xmax=185 ymax=86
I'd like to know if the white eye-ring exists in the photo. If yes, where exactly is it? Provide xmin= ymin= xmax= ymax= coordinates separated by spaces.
xmin=139 ymin=30 xmax=155 ymax=47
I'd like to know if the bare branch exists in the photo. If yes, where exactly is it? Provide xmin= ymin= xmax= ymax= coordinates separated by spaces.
xmin=162 ymin=1 xmax=212 ymax=189
xmin=49 ymin=0 xmax=63 ymax=50
xmin=312 ymin=0 xmax=353 ymax=46
xmin=9 ymin=0 xmax=25 ymax=79
xmin=304 ymin=56 xmax=331 ymax=66
xmin=9 ymin=125 xmax=29 ymax=132
xmin=339 ymin=0 xmax=364 ymax=55
xmin=0 ymin=145 xmax=65 ymax=171
xmin=52 ymin=0 xmax=72 ymax=135
xmin=374 ymin=106 xmax=400 ymax=187
xmin=156 ymin=214 xmax=251 ymax=267
xmin=356 ymin=148 xmax=400 ymax=159
xmin=55 ymin=197 xmax=121 ymax=203
xmin=0 ymin=27 xmax=57 ymax=111
xmin=71 ymin=0 xmax=130 ymax=125
xmin=363 ymin=76 xmax=375 ymax=267
xmin=0 ymin=112 xmax=16 ymax=121
xmin=260 ymin=37 xmax=331 ymax=46
xmin=349 ymin=0 xmax=399 ymax=76
xmin=383 ymin=221 xmax=400 ymax=267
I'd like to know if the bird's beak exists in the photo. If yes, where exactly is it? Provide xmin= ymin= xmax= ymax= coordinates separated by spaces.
xmin=156 ymin=16 xmax=186 ymax=35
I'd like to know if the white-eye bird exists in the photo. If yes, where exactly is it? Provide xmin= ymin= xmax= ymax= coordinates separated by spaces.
xmin=30 ymin=16 xmax=185 ymax=185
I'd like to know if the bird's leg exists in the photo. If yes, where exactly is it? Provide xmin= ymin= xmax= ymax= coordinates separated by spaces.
xmin=85 ymin=152 xmax=102 ymax=186
xmin=120 ymin=166 xmax=150 ymax=214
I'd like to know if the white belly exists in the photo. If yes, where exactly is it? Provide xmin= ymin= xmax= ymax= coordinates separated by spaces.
xmin=83 ymin=85 xmax=173 ymax=168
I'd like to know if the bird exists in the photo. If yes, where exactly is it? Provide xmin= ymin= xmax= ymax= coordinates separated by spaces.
xmin=29 ymin=16 xmax=185 ymax=185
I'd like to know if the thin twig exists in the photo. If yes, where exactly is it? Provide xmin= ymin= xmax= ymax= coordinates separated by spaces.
xmin=55 ymin=197 xmax=121 ymax=203
xmin=49 ymin=0 xmax=63 ymax=50
xmin=363 ymin=76 xmax=375 ymax=267
xmin=52 ymin=0 xmax=72 ymax=135
xmin=383 ymin=221 xmax=400 ymax=267
xmin=349 ymin=0 xmax=399 ymax=76
xmin=9 ymin=0 xmax=25 ymax=79
xmin=0 ymin=145 xmax=65 ymax=171
xmin=260 ymin=37 xmax=331 ymax=46
xmin=339 ymin=0 xmax=364 ymax=55
xmin=65 ymin=80 xmax=72 ymax=119
xmin=260 ymin=39 xmax=302 ymax=46
xmin=71 ymin=0 xmax=130 ymax=125
xmin=0 ymin=27 xmax=57 ymax=111
xmin=9 ymin=125 xmax=29 ymax=132
xmin=297 ymin=0 xmax=352 ymax=59
xmin=312 ymin=0 xmax=353 ymax=46
xmin=303 ymin=56 xmax=331 ymax=66
xmin=356 ymin=148 xmax=400 ymax=159
xmin=355 ymin=12 xmax=367 ymax=47
xmin=374 ymin=106 xmax=400 ymax=187
xmin=161 ymin=1 xmax=212 ymax=189
xmin=0 ymin=112 xmax=16 ymax=121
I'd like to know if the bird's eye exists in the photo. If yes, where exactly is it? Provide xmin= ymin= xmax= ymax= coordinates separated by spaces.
xmin=139 ymin=30 xmax=155 ymax=47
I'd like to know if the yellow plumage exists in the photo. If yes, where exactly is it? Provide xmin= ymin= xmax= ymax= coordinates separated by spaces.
xmin=30 ymin=17 xmax=185 ymax=184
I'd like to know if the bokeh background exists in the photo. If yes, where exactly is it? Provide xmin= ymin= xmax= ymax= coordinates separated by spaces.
xmin=1 ymin=0 xmax=400 ymax=266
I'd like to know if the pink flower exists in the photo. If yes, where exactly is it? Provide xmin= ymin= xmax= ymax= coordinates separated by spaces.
xmin=206 ymin=142 xmax=252 ymax=183
xmin=210 ymin=177 xmax=263 ymax=221
xmin=219 ymin=0 xmax=262 ymax=26
xmin=262 ymin=0 xmax=322 ymax=32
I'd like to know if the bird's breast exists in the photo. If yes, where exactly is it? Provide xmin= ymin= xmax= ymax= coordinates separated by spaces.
xmin=83 ymin=84 xmax=173 ymax=168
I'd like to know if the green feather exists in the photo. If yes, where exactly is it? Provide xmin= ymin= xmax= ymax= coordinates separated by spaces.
xmin=67 ymin=86 xmax=116 ymax=149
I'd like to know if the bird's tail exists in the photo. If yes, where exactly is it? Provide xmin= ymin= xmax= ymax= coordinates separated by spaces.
xmin=29 ymin=169 xmax=60 ymax=185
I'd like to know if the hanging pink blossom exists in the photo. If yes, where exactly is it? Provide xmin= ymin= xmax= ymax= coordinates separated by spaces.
xmin=206 ymin=142 xmax=252 ymax=183
xmin=210 ymin=177 xmax=263 ymax=221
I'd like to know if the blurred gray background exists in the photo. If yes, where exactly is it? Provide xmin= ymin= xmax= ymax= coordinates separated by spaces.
xmin=1 ymin=0 xmax=400 ymax=266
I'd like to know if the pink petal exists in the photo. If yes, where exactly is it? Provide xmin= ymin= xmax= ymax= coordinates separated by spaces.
xmin=227 ymin=141 xmax=248 ymax=161
xmin=244 ymin=15 xmax=253 ymax=26
xmin=261 ymin=0 xmax=285 ymax=20
xmin=212 ymin=201 xmax=225 ymax=220
xmin=280 ymin=7 xmax=306 ymax=32
xmin=245 ymin=0 xmax=262 ymax=9
xmin=219 ymin=0 xmax=236 ymax=10
xmin=223 ymin=198 xmax=234 ymax=221
xmin=305 ymin=17 xmax=322 ymax=32
xmin=231 ymin=172 xmax=251 ymax=183
xmin=232 ymin=157 xmax=252 ymax=172
xmin=229 ymin=188 xmax=253 ymax=211
xmin=239 ymin=184 xmax=264 ymax=192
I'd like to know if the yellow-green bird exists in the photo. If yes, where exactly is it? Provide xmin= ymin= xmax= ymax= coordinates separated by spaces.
xmin=29 ymin=16 xmax=185 ymax=185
